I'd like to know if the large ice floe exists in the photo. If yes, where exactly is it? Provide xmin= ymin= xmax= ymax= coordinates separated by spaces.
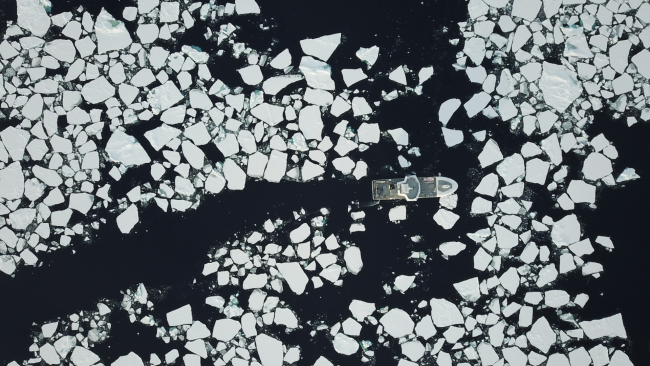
xmin=0 ymin=0 xmax=434 ymax=276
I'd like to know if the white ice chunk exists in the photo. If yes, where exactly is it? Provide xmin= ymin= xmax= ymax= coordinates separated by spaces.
xmin=453 ymin=277 xmax=480 ymax=302
xmin=439 ymin=99 xmax=461 ymax=126
xmin=270 ymin=49 xmax=291 ymax=69
xmin=389 ymin=66 xmax=407 ymax=85
xmin=116 ymin=204 xmax=139 ymax=234
xmin=299 ymin=56 xmax=335 ymax=90
xmin=344 ymin=246 xmax=363 ymax=274
xmin=300 ymin=33 xmax=341 ymax=62
xmin=539 ymin=62 xmax=582 ymax=113
xmin=148 ymin=81 xmax=184 ymax=113
xmin=356 ymin=46 xmax=379 ymax=68
xmin=580 ymin=314 xmax=627 ymax=339
xmin=298 ymin=105 xmax=324 ymax=141
xmin=17 ymin=0 xmax=51 ymax=37
xmin=276 ymin=262 xmax=309 ymax=294
xmin=526 ymin=317 xmax=556 ymax=353
xmin=496 ymin=153 xmax=525 ymax=185
xmin=380 ymin=308 xmax=414 ymax=338
xmin=238 ymin=65 xmax=263 ymax=85
xmin=389 ymin=205 xmax=407 ymax=222
xmin=582 ymin=152 xmax=612 ymax=181
xmin=223 ymin=159 xmax=246 ymax=190
xmin=106 ymin=130 xmax=151 ymax=166
xmin=95 ymin=9 xmax=132 ymax=54
xmin=439 ymin=241 xmax=466 ymax=256
xmin=341 ymin=68 xmax=368 ymax=87
xmin=262 ymin=75 xmax=303 ymax=95
xmin=433 ymin=209 xmax=459 ymax=229
xmin=333 ymin=333 xmax=359 ymax=355
xmin=429 ymin=298 xmax=463 ymax=327
xmin=212 ymin=319 xmax=241 ymax=341
xmin=478 ymin=139 xmax=504 ymax=168
xmin=441 ymin=128 xmax=464 ymax=147
xmin=235 ymin=0 xmax=260 ymax=14
xmin=70 ymin=347 xmax=100 ymax=366
xmin=81 ymin=76 xmax=115 ymax=104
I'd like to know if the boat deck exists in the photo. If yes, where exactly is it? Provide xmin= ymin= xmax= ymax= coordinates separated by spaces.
xmin=372 ymin=176 xmax=457 ymax=201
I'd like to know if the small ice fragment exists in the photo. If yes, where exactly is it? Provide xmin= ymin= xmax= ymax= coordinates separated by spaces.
xmin=595 ymin=236 xmax=614 ymax=249
xmin=389 ymin=206 xmax=406 ymax=222
xmin=235 ymin=0 xmax=260 ymax=14
xmin=344 ymin=246 xmax=363 ymax=274
xmin=418 ymin=66 xmax=434 ymax=84
xmin=526 ymin=317 xmax=556 ymax=353
xmin=238 ymin=65 xmax=263 ymax=85
xmin=299 ymin=105 xmax=324 ymax=141
xmin=95 ymin=9 xmax=133 ymax=54
xmin=112 ymin=353 xmax=144 ymax=366
xmin=441 ymin=128 xmax=464 ymax=147
xmin=539 ymin=62 xmax=582 ymax=113
xmin=212 ymin=319 xmax=241 ymax=341
xmin=302 ymin=160 xmax=325 ymax=182
xmin=567 ymin=180 xmax=596 ymax=203
xmin=439 ymin=241 xmax=466 ymax=256
xmin=464 ymin=92 xmax=492 ymax=118
xmin=116 ymin=204 xmax=139 ymax=234
xmin=433 ymin=209 xmax=459 ymax=229
xmin=358 ymin=123 xmax=380 ymax=144
xmin=333 ymin=333 xmax=359 ymax=355
xmin=379 ymin=308 xmax=414 ymax=338
xmin=341 ymin=68 xmax=368 ymax=87
xmin=299 ymin=56 xmax=335 ymax=90
xmin=394 ymin=275 xmax=415 ymax=293
xmin=276 ymin=262 xmax=309 ymax=294
xmin=453 ymin=277 xmax=480 ymax=302
xmin=223 ymin=159 xmax=246 ymax=190
xmin=356 ymin=46 xmax=379 ymax=68
xmin=351 ymin=97 xmax=373 ymax=116
xmin=438 ymin=99 xmax=461 ymax=126
xmin=389 ymin=66 xmax=407 ymax=85
xmin=270 ymin=49 xmax=291 ymax=69
xmin=106 ymin=130 xmax=151 ymax=166
xmin=262 ymin=75 xmax=303 ymax=95
xmin=429 ymin=298 xmax=463 ymax=327
xmin=349 ymin=300 xmax=375 ymax=321
xmin=388 ymin=128 xmax=409 ymax=145
xmin=580 ymin=314 xmax=627 ymax=339
xmin=478 ymin=139 xmax=503 ymax=168
xmin=81 ymin=76 xmax=115 ymax=104
xmin=70 ymin=347 xmax=100 ymax=366
xmin=616 ymin=168 xmax=640 ymax=183
xmin=464 ymin=37 xmax=486 ymax=65
xmin=300 ymin=33 xmax=341 ymax=62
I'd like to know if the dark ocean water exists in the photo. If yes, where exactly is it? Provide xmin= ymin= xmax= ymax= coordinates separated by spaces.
xmin=0 ymin=0 xmax=649 ymax=364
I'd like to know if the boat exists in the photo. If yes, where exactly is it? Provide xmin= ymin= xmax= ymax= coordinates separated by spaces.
xmin=371 ymin=175 xmax=458 ymax=201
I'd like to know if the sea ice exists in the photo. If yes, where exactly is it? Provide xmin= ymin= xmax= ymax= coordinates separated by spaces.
xmin=116 ymin=204 xmax=139 ymax=234
xmin=333 ymin=333 xmax=358 ymax=355
xmin=300 ymin=33 xmax=341 ymax=62
xmin=356 ymin=46 xmax=379 ymax=68
xmin=439 ymin=99 xmax=461 ymax=126
xmin=478 ymin=139 xmax=504 ymax=168
xmin=580 ymin=314 xmax=627 ymax=339
xmin=276 ymin=262 xmax=308 ymax=295
xmin=429 ymin=298 xmax=463 ymax=327
xmin=538 ymin=62 xmax=582 ymax=113
xmin=380 ymin=308 xmax=414 ymax=338
xmin=433 ymin=209 xmax=459 ymax=229
xmin=95 ymin=9 xmax=132 ymax=54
